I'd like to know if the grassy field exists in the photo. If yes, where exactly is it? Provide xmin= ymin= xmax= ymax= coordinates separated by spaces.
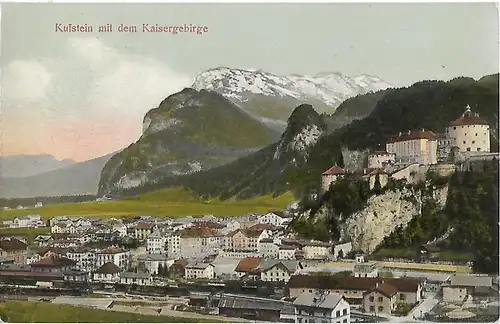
xmin=0 ymin=300 xmax=214 ymax=323
xmin=379 ymin=261 xmax=472 ymax=273
xmin=0 ymin=227 xmax=50 ymax=238
xmin=0 ymin=188 xmax=295 ymax=221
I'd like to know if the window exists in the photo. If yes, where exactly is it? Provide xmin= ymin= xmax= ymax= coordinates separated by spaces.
xmin=399 ymin=294 xmax=406 ymax=301
xmin=336 ymin=310 xmax=341 ymax=317
xmin=343 ymin=320 xmax=348 ymax=323
xmin=378 ymin=306 xmax=384 ymax=312
xmin=467 ymin=148 xmax=471 ymax=152
xmin=369 ymin=296 xmax=374 ymax=302
xmin=343 ymin=309 xmax=347 ymax=315
xmin=476 ymin=133 xmax=478 ymax=136
xmin=378 ymin=297 xmax=383 ymax=302
xmin=453 ymin=127 xmax=457 ymax=130
xmin=472 ymin=141 xmax=475 ymax=144
xmin=477 ymin=148 xmax=481 ymax=151
xmin=369 ymin=306 xmax=375 ymax=312
xmin=465 ymin=133 xmax=467 ymax=136
xmin=463 ymin=141 xmax=467 ymax=144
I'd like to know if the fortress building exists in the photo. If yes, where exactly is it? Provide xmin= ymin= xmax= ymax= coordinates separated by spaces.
xmin=446 ymin=105 xmax=490 ymax=153
xmin=386 ymin=129 xmax=438 ymax=165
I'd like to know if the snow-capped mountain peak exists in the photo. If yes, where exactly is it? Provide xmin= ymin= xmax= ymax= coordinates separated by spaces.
xmin=191 ymin=67 xmax=392 ymax=108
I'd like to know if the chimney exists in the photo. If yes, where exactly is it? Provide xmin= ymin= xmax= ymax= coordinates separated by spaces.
xmin=398 ymin=132 xmax=402 ymax=137
xmin=408 ymin=130 xmax=411 ymax=135
xmin=422 ymin=128 xmax=425 ymax=132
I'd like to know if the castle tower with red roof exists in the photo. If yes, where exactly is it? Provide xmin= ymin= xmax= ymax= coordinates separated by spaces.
xmin=446 ymin=104 xmax=490 ymax=153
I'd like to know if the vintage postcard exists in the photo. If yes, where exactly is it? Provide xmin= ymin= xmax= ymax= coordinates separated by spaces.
xmin=0 ymin=2 xmax=498 ymax=323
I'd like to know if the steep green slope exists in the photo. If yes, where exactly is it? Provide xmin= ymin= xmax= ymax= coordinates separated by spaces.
xmin=98 ymin=88 xmax=280 ymax=196
xmin=325 ymin=89 xmax=393 ymax=132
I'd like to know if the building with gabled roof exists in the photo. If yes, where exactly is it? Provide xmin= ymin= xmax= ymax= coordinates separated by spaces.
xmin=288 ymin=274 xmax=421 ymax=305
xmin=321 ymin=165 xmax=346 ymax=193
xmin=0 ymin=237 xmax=28 ymax=265
xmin=184 ymin=262 xmax=215 ymax=280
xmin=30 ymin=254 xmax=76 ymax=273
xmin=93 ymin=262 xmax=121 ymax=283
xmin=362 ymin=281 xmax=400 ymax=315
xmin=294 ymin=291 xmax=350 ymax=323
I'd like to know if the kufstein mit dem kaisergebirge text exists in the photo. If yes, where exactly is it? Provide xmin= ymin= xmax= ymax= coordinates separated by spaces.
xmin=55 ymin=23 xmax=209 ymax=34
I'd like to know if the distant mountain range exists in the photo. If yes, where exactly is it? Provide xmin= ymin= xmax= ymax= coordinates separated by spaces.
xmin=0 ymin=154 xmax=76 ymax=178
xmin=192 ymin=67 xmax=393 ymax=131
xmin=0 ymin=153 xmax=114 ymax=198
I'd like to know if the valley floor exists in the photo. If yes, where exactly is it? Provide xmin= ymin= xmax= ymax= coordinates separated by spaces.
xmin=0 ymin=190 xmax=295 ymax=220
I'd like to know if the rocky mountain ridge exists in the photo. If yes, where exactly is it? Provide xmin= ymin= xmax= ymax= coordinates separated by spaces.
xmin=192 ymin=67 xmax=393 ymax=130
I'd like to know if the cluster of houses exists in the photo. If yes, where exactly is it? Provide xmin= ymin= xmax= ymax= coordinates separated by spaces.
xmin=321 ymin=105 xmax=498 ymax=193
xmin=0 ymin=211 xmax=352 ymax=285
xmin=0 ymin=207 xmax=497 ymax=321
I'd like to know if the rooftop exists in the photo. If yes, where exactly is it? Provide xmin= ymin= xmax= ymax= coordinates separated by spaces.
xmin=288 ymin=274 xmax=420 ymax=293
xmin=293 ymin=291 xmax=343 ymax=310
xmin=449 ymin=105 xmax=489 ymax=127
xmin=323 ymin=165 xmax=345 ymax=176
xmin=94 ymin=262 xmax=121 ymax=274
xmin=387 ymin=130 xmax=437 ymax=143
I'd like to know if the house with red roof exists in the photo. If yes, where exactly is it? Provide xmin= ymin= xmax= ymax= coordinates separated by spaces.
xmin=321 ymin=165 xmax=346 ymax=193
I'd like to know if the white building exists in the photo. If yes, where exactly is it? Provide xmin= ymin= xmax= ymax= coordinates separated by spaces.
xmin=93 ymin=262 xmax=121 ymax=283
xmin=367 ymin=151 xmax=396 ymax=169
xmin=258 ymin=238 xmax=280 ymax=259
xmin=352 ymin=255 xmax=379 ymax=278
xmin=293 ymin=291 xmax=350 ymax=323
xmin=137 ymin=254 xmax=172 ymax=275
xmin=184 ymin=263 xmax=215 ymax=280
xmin=279 ymin=246 xmax=297 ymax=260
xmin=446 ymin=105 xmax=490 ymax=153
xmin=258 ymin=211 xmax=286 ymax=227
xmin=302 ymin=241 xmax=332 ymax=260
xmin=120 ymin=272 xmax=152 ymax=286
xmin=95 ymin=247 xmax=130 ymax=270
xmin=166 ymin=232 xmax=181 ymax=258
xmin=386 ymin=129 xmax=438 ymax=165
xmin=10 ymin=215 xmax=44 ymax=228
xmin=260 ymin=260 xmax=302 ymax=283
xmin=67 ymin=247 xmax=96 ymax=272
xmin=146 ymin=229 xmax=166 ymax=254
